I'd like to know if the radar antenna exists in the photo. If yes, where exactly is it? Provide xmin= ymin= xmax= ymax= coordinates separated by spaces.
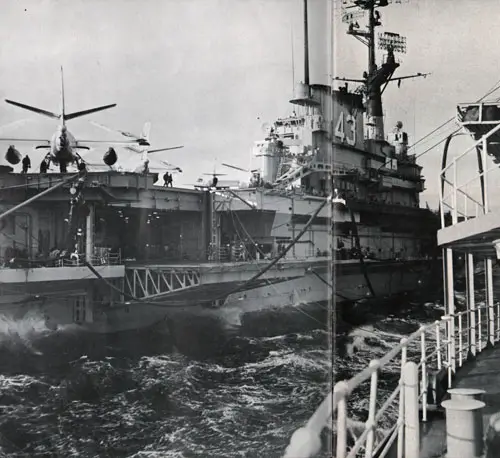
xmin=335 ymin=0 xmax=429 ymax=141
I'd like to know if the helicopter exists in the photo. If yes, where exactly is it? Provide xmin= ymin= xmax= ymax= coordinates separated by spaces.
xmin=82 ymin=121 xmax=184 ymax=175
xmin=221 ymin=163 xmax=263 ymax=187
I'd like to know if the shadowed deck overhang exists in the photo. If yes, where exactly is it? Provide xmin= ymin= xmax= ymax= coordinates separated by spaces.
xmin=437 ymin=212 xmax=500 ymax=256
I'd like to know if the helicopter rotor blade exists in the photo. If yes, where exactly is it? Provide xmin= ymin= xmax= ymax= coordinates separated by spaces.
xmin=90 ymin=121 xmax=140 ymax=140
xmin=221 ymin=163 xmax=249 ymax=172
xmin=148 ymin=145 xmax=184 ymax=153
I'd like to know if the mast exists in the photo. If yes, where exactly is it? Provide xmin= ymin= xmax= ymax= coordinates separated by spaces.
xmin=346 ymin=0 xmax=397 ymax=141
xmin=303 ymin=0 xmax=310 ymax=95
xmin=338 ymin=0 xmax=427 ymax=143
xmin=290 ymin=0 xmax=319 ymax=106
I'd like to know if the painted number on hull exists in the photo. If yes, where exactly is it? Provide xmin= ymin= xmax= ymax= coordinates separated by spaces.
xmin=334 ymin=111 xmax=356 ymax=146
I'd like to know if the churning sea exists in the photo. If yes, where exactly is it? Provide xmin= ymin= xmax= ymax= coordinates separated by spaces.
xmin=1 ymin=268 xmax=479 ymax=458
xmin=0 ymin=302 xmax=332 ymax=458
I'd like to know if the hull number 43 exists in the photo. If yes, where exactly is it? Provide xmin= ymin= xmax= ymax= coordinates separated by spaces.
xmin=334 ymin=111 xmax=356 ymax=146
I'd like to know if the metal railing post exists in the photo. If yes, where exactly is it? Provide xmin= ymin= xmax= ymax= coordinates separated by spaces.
xmin=446 ymin=248 xmax=456 ymax=372
xmin=486 ymin=256 xmax=495 ymax=347
xmin=365 ymin=360 xmax=380 ymax=457
xmin=403 ymin=361 xmax=420 ymax=458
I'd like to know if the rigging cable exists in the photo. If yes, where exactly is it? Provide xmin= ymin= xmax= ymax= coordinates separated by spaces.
xmin=212 ymin=196 xmax=330 ymax=301
xmin=414 ymin=78 xmax=500 ymax=160
xmin=347 ymin=206 xmax=376 ymax=298
xmin=230 ymin=210 xmax=326 ymax=328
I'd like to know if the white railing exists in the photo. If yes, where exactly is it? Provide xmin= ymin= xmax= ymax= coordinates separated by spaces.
xmin=55 ymin=250 xmax=122 ymax=267
xmin=283 ymin=301 xmax=500 ymax=458
xmin=439 ymin=113 xmax=500 ymax=228
xmin=0 ymin=248 xmax=122 ymax=269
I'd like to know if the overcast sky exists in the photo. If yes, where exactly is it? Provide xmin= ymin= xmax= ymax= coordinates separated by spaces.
xmin=0 ymin=0 xmax=324 ymax=186
xmin=335 ymin=0 xmax=500 ymax=210
xmin=0 ymin=0 xmax=498 ymax=209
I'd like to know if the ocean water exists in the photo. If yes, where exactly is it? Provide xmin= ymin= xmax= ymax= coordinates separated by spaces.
xmin=333 ymin=269 xmax=500 ymax=452
xmin=0 ymin=304 xmax=331 ymax=458
xmin=1 ymin=279 xmax=481 ymax=458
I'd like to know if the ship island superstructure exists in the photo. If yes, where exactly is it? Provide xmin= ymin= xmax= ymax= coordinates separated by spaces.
xmin=0 ymin=0 xmax=439 ymax=333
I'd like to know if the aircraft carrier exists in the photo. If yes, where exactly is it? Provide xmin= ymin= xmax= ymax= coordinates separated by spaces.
xmin=0 ymin=0 xmax=439 ymax=334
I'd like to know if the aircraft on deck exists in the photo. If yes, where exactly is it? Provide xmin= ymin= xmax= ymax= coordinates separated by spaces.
xmin=1 ymin=67 xmax=143 ymax=172
xmin=222 ymin=162 xmax=263 ymax=187
xmin=85 ymin=121 xmax=184 ymax=174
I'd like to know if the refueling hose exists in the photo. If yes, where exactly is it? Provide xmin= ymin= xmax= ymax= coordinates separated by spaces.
xmin=348 ymin=206 xmax=376 ymax=298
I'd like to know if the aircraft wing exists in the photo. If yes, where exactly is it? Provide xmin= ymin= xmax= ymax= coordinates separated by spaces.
xmin=0 ymin=137 xmax=50 ymax=143
xmin=76 ymin=140 xmax=143 ymax=145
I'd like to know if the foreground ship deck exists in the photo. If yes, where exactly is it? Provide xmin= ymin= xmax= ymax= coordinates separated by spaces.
xmin=283 ymin=101 xmax=500 ymax=457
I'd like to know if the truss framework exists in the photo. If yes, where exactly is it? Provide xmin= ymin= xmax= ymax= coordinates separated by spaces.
xmin=124 ymin=266 xmax=201 ymax=299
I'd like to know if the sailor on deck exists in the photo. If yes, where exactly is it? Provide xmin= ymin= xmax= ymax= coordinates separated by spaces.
xmin=163 ymin=172 xmax=173 ymax=187
xmin=40 ymin=154 xmax=50 ymax=174
xmin=21 ymin=155 xmax=31 ymax=173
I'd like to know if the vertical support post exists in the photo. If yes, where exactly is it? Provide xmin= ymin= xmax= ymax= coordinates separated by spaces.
xmin=420 ymin=330 xmax=428 ymax=422
xmin=403 ymin=361 xmax=420 ymax=458
xmin=446 ymin=248 xmax=456 ymax=373
xmin=497 ymin=298 xmax=500 ymax=342
xmin=482 ymin=137 xmax=489 ymax=214
xmin=397 ymin=340 xmax=407 ymax=458
xmin=436 ymin=320 xmax=442 ymax=371
xmin=439 ymin=171 xmax=445 ymax=228
xmin=466 ymin=253 xmax=475 ymax=358
xmin=335 ymin=382 xmax=348 ymax=458
xmin=85 ymin=202 xmax=95 ymax=265
xmin=458 ymin=314 xmax=463 ymax=367
xmin=478 ymin=301 xmax=483 ymax=353
xmin=464 ymin=191 xmax=468 ymax=220
xmin=486 ymin=256 xmax=495 ymax=347
xmin=438 ymin=170 xmax=445 ymax=228
xmin=452 ymin=161 xmax=458 ymax=224
xmin=291 ymin=197 xmax=296 ymax=258
xmin=446 ymin=316 xmax=453 ymax=388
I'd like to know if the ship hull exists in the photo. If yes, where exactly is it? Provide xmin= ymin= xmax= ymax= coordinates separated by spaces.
xmin=0 ymin=258 xmax=438 ymax=334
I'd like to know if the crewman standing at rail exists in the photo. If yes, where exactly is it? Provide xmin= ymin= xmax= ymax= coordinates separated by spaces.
xmin=21 ymin=155 xmax=31 ymax=173
xmin=40 ymin=155 xmax=50 ymax=174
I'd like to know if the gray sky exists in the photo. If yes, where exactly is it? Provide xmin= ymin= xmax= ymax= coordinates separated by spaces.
xmin=335 ymin=0 xmax=500 ymax=210
xmin=0 ymin=0 xmax=323 ymax=186
xmin=0 ymin=0 xmax=498 ymax=210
